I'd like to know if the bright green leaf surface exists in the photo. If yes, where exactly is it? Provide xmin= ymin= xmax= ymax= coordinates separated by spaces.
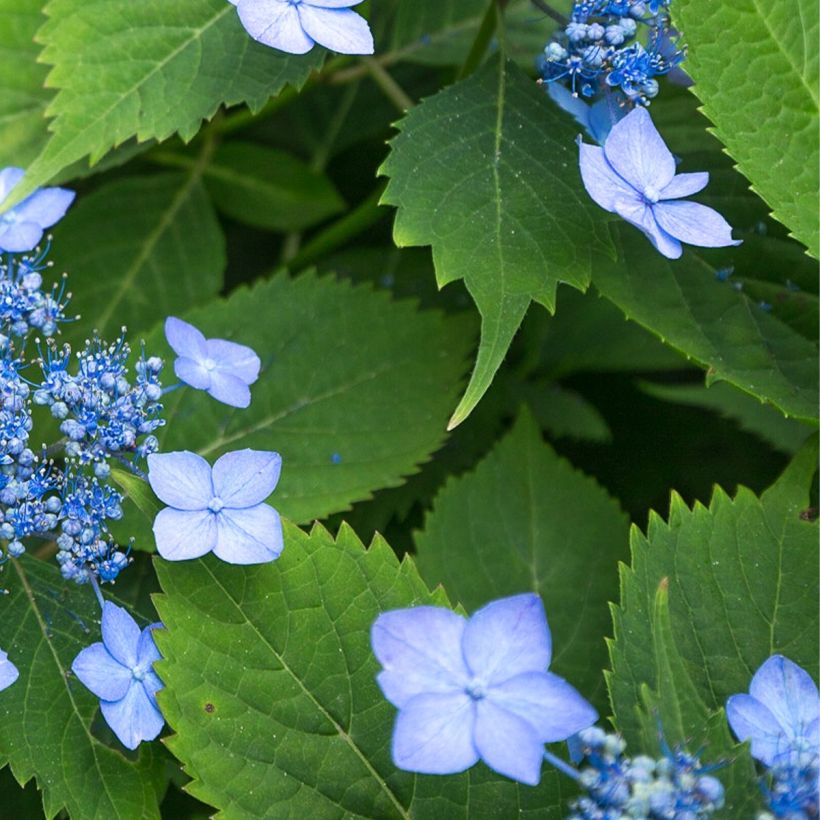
xmin=415 ymin=411 xmax=628 ymax=707
xmin=594 ymin=226 xmax=819 ymax=423
xmin=673 ymin=0 xmax=820 ymax=257
xmin=154 ymin=522 xmax=568 ymax=819
xmin=380 ymin=57 xmax=614 ymax=428
xmin=608 ymin=438 xmax=819 ymax=811
xmin=6 ymin=0 xmax=322 ymax=205
xmin=51 ymin=172 xmax=225 ymax=345
xmin=111 ymin=466 xmax=162 ymax=525
xmin=0 ymin=557 xmax=165 ymax=819
xmin=148 ymin=271 xmax=472 ymax=525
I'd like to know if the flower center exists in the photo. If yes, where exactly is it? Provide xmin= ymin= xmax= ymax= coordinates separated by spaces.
xmin=202 ymin=357 xmax=217 ymax=371
xmin=131 ymin=665 xmax=146 ymax=682
xmin=208 ymin=496 xmax=224 ymax=513
xmin=465 ymin=676 xmax=487 ymax=700
xmin=643 ymin=185 xmax=661 ymax=204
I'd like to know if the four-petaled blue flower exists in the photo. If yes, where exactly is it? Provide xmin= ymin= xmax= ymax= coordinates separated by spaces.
xmin=371 ymin=593 xmax=598 ymax=785
xmin=0 ymin=649 xmax=19 ymax=692
xmin=165 ymin=316 xmax=261 ymax=409
xmin=71 ymin=602 xmax=164 ymax=750
xmin=228 ymin=0 xmax=374 ymax=56
xmin=148 ymin=449 xmax=284 ymax=564
xmin=726 ymin=654 xmax=819 ymax=767
xmin=578 ymin=107 xmax=741 ymax=259
xmin=0 ymin=167 xmax=75 ymax=253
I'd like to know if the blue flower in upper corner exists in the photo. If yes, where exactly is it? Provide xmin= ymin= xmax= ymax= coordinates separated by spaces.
xmin=726 ymin=654 xmax=819 ymax=767
xmin=0 ymin=167 xmax=75 ymax=253
xmin=371 ymin=593 xmax=598 ymax=785
xmin=148 ymin=449 xmax=283 ymax=564
xmin=71 ymin=602 xmax=164 ymax=750
xmin=165 ymin=316 xmax=260 ymax=409
xmin=0 ymin=649 xmax=19 ymax=692
xmin=578 ymin=106 xmax=741 ymax=259
xmin=228 ymin=0 xmax=373 ymax=56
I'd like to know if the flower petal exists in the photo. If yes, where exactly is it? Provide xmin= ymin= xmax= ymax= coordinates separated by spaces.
xmin=212 ymin=505 xmax=284 ymax=564
xmin=100 ymin=681 xmax=165 ymax=750
xmin=0 ymin=167 xmax=24 ymax=203
xmin=488 ymin=671 xmax=598 ymax=742
xmin=726 ymin=694 xmax=785 ymax=766
xmin=212 ymin=449 xmax=282 ymax=507
xmin=612 ymin=197 xmax=682 ymax=259
xmin=71 ymin=643 xmax=132 ymax=701
xmin=579 ymin=142 xmax=638 ymax=213
xmin=101 ymin=602 xmax=141 ymax=668
xmin=153 ymin=508 xmax=217 ymax=561
xmin=142 ymin=670 xmax=164 ymax=708
xmin=306 ymin=0 xmax=364 ymax=7
xmin=207 ymin=370 xmax=252 ymax=408
xmin=462 ymin=593 xmax=551 ymax=686
xmin=147 ymin=451 xmax=213 ymax=510
xmin=0 ymin=221 xmax=44 ymax=253
xmin=174 ymin=356 xmax=212 ymax=390
xmin=371 ymin=607 xmax=469 ymax=708
xmin=0 ymin=651 xmax=20 ymax=691
xmin=137 ymin=624 xmax=162 ymax=669
xmin=14 ymin=187 xmax=75 ymax=228
xmin=205 ymin=338 xmax=261 ymax=385
xmin=653 ymin=200 xmax=742 ymax=249
xmin=391 ymin=692 xmax=478 ymax=774
xmin=474 ymin=698 xmax=545 ymax=785
xmin=659 ymin=171 xmax=709 ymax=200
xmin=164 ymin=316 xmax=207 ymax=360
xmin=603 ymin=106 xmax=675 ymax=193
xmin=235 ymin=0 xmax=314 ymax=54
xmin=748 ymin=655 xmax=820 ymax=741
xmin=298 ymin=6 xmax=374 ymax=55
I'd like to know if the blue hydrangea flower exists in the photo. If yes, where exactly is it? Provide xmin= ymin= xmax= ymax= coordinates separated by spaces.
xmin=228 ymin=0 xmax=374 ymax=56
xmin=71 ymin=602 xmax=164 ymax=749
xmin=0 ymin=168 xmax=75 ymax=253
xmin=579 ymin=107 xmax=741 ymax=259
xmin=726 ymin=655 xmax=819 ymax=767
xmin=0 ymin=649 xmax=19 ymax=691
xmin=371 ymin=593 xmax=598 ymax=785
xmin=165 ymin=316 xmax=260 ymax=409
xmin=148 ymin=449 xmax=283 ymax=564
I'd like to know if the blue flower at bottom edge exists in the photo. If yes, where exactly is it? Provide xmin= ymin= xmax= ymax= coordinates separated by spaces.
xmin=578 ymin=106 xmax=741 ymax=259
xmin=0 ymin=649 xmax=19 ymax=691
xmin=371 ymin=593 xmax=598 ymax=785
xmin=72 ymin=602 xmax=164 ymax=750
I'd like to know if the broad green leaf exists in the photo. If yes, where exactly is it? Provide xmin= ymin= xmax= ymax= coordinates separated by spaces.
xmin=0 ymin=0 xmax=50 ymax=167
xmin=50 ymin=172 xmax=225 ymax=344
xmin=148 ymin=271 xmax=473 ymax=525
xmin=415 ymin=411 xmax=629 ymax=707
xmin=380 ymin=57 xmax=614 ymax=428
xmin=517 ymin=382 xmax=611 ymax=442
xmin=5 ymin=0 xmax=322 ymax=206
xmin=593 ymin=226 xmax=819 ymax=423
xmin=608 ymin=438 xmax=819 ymax=811
xmin=154 ymin=522 xmax=568 ymax=819
xmin=111 ymin=466 xmax=162 ymax=524
xmin=0 ymin=556 xmax=165 ymax=819
xmin=640 ymin=380 xmax=813 ymax=455
xmin=673 ymin=0 xmax=820 ymax=257
xmin=201 ymin=141 xmax=345 ymax=231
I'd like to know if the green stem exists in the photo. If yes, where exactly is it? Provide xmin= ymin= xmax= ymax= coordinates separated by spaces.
xmin=458 ymin=0 xmax=501 ymax=80
xmin=360 ymin=57 xmax=414 ymax=111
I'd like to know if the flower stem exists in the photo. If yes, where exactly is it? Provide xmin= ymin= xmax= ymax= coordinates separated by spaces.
xmin=543 ymin=748 xmax=582 ymax=782
xmin=360 ymin=58 xmax=414 ymax=112
xmin=89 ymin=574 xmax=105 ymax=610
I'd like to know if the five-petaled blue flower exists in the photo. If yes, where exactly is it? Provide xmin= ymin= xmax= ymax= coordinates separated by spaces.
xmin=0 ymin=649 xmax=19 ymax=692
xmin=165 ymin=316 xmax=261 ymax=409
xmin=578 ymin=107 xmax=741 ymax=259
xmin=726 ymin=654 xmax=819 ymax=767
xmin=371 ymin=593 xmax=598 ymax=785
xmin=228 ymin=0 xmax=374 ymax=56
xmin=148 ymin=449 xmax=284 ymax=564
xmin=0 ymin=167 xmax=75 ymax=253
xmin=71 ymin=602 xmax=164 ymax=750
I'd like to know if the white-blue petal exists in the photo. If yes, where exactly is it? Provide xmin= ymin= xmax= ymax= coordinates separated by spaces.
xmin=147 ymin=451 xmax=213 ymax=510
xmin=207 ymin=370 xmax=252 ymax=408
xmin=298 ymin=6 xmax=374 ymax=55
xmin=153 ymin=507 xmax=218 ymax=561
xmin=0 ymin=221 xmax=44 ymax=253
xmin=100 ymin=681 xmax=165 ymax=750
xmin=174 ymin=356 xmax=212 ymax=390
xmin=101 ymin=602 xmax=141 ymax=668
xmin=0 ymin=650 xmax=20 ymax=691
xmin=72 ymin=642 xmax=132 ymax=702
xmin=164 ymin=316 xmax=207 ymax=361
xmin=235 ymin=0 xmax=314 ymax=54
xmin=137 ymin=624 xmax=162 ymax=669
xmin=579 ymin=142 xmax=638 ymax=213
xmin=212 ymin=504 xmax=283 ymax=564
xmin=652 ymin=200 xmax=742 ymax=249
xmin=726 ymin=693 xmax=785 ymax=766
xmin=212 ymin=449 xmax=282 ymax=507
xmin=14 ymin=187 xmax=75 ymax=228
xmin=391 ymin=692 xmax=478 ymax=774
xmin=612 ymin=197 xmax=682 ymax=259
xmin=474 ymin=698 xmax=545 ymax=785
xmin=659 ymin=171 xmax=709 ymax=200
xmin=306 ymin=0 xmax=364 ymax=7
xmin=205 ymin=338 xmax=261 ymax=385
xmin=0 ymin=167 xmax=24 ymax=203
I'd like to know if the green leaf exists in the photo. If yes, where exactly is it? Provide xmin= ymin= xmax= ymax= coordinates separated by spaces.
xmin=673 ymin=0 xmax=820 ymax=257
xmin=0 ymin=556 xmax=165 ymax=819
xmin=607 ymin=438 xmax=819 ymax=810
xmin=0 ymin=0 xmax=51 ymax=168
xmin=149 ymin=271 xmax=473 ymax=525
xmin=414 ymin=411 xmax=629 ymax=707
xmin=50 ymin=172 xmax=225 ymax=345
xmin=111 ymin=466 xmax=162 ymax=524
xmin=593 ymin=226 xmax=819 ymax=423
xmin=518 ymin=382 xmax=611 ymax=442
xmin=201 ymin=141 xmax=346 ymax=231
xmin=380 ymin=57 xmax=614 ymax=428
xmin=5 ymin=0 xmax=322 ymax=205
xmin=154 ymin=522 xmax=567 ymax=819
